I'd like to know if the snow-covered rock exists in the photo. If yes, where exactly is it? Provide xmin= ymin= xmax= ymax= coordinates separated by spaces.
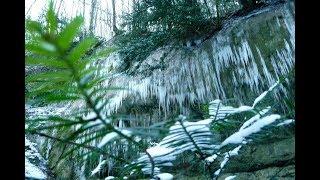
xmin=25 ymin=136 xmax=48 ymax=179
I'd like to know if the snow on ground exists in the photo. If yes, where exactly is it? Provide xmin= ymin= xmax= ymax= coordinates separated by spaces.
xmin=25 ymin=157 xmax=47 ymax=179
xmin=25 ymin=136 xmax=47 ymax=179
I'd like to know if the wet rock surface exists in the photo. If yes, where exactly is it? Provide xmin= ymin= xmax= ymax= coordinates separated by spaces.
xmin=217 ymin=137 xmax=295 ymax=179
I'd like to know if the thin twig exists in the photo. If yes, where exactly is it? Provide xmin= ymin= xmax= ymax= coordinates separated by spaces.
xmin=26 ymin=0 xmax=37 ymax=16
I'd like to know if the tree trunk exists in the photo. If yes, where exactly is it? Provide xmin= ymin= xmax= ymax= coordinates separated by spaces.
xmin=216 ymin=0 xmax=221 ymax=26
xmin=112 ymin=0 xmax=118 ymax=34
xmin=56 ymin=0 xmax=64 ymax=15
xmin=83 ymin=0 xmax=86 ymax=17
xmin=89 ymin=0 xmax=97 ymax=35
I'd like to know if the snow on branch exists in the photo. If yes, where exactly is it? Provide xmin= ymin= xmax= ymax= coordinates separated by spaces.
xmin=131 ymin=115 xmax=215 ymax=176
xmin=209 ymin=81 xmax=280 ymax=122
xmin=91 ymin=159 xmax=107 ymax=176
xmin=214 ymin=145 xmax=242 ymax=177
xmin=219 ymin=114 xmax=281 ymax=147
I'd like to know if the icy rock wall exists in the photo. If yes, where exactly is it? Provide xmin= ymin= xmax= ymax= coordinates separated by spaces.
xmin=104 ymin=2 xmax=294 ymax=117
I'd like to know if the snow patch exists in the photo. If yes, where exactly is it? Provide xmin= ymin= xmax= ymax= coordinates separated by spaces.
xmin=214 ymin=146 xmax=242 ymax=176
xmin=25 ymin=158 xmax=47 ymax=179
xmin=239 ymin=107 xmax=271 ymax=130
xmin=205 ymin=154 xmax=218 ymax=163
xmin=91 ymin=160 xmax=107 ymax=176
xmin=220 ymin=114 xmax=281 ymax=147
xmin=147 ymin=146 xmax=174 ymax=157
xmin=156 ymin=173 xmax=174 ymax=180
xmin=277 ymin=119 xmax=294 ymax=126
xmin=253 ymin=81 xmax=279 ymax=107
xmin=105 ymin=176 xmax=115 ymax=180
xmin=98 ymin=132 xmax=119 ymax=148
xmin=25 ymin=136 xmax=47 ymax=179
xmin=225 ymin=175 xmax=237 ymax=180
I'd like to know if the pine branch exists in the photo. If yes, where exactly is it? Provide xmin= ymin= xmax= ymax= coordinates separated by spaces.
xmin=26 ymin=9 xmax=156 ymax=178
xmin=60 ymin=51 xmax=156 ymax=176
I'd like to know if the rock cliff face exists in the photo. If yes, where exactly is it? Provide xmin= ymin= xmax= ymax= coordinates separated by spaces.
xmin=101 ymin=0 xmax=295 ymax=122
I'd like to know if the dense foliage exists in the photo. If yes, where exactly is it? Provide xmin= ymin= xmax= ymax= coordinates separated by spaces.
xmin=116 ymin=0 xmax=207 ymax=73
xmin=115 ymin=0 xmax=262 ymax=73
xmin=114 ymin=0 xmax=267 ymax=74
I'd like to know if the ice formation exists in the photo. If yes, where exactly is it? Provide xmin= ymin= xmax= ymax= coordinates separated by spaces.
xmin=94 ymin=3 xmax=295 ymax=117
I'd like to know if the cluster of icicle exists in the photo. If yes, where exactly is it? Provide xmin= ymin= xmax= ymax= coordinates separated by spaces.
xmin=94 ymin=3 xmax=295 ymax=117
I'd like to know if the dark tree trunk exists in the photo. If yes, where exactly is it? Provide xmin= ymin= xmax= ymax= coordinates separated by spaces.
xmin=112 ymin=0 xmax=118 ymax=34
xmin=89 ymin=0 xmax=97 ymax=35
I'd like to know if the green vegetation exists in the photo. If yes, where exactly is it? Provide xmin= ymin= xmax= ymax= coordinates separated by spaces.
xmin=114 ymin=0 xmax=257 ymax=73
xmin=115 ymin=0 xmax=211 ymax=73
